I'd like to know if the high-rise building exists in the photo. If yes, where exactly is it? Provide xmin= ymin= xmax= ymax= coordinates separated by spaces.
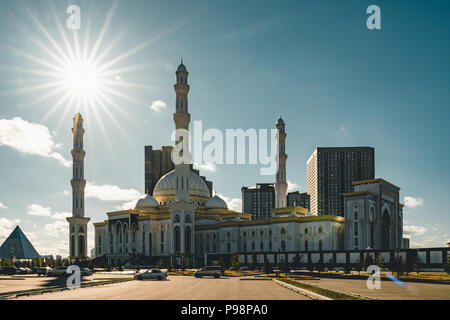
xmin=67 ymin=112 xmax=90 ymax=260
xmin=144 ymin=145 xmax=212 ymax=197
xmin=241 ymin=183 xmax=275 ymax=219
xmin=307 ymin=147 xmax=375 ymax=216
xmin=287 ymin=191 xmax=310 ymax=209
xmin=144 ymin=145 xmax=175 ymax=194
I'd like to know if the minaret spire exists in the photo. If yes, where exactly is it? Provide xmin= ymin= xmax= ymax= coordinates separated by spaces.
xmin=67 ymin=112 xmax=90 ymax=261
xmin=274 ymin=116 xmax=288 ymax=208
xmin=173 ymin=59 xmax=191 ymax=201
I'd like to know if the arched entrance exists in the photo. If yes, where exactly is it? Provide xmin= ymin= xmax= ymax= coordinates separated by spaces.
xmin=174 ymin=226 xmax=180 ymax=253
xmin=382 ymin=209 xmax=391 ymax=249
xmin=70 ymin=235 xmax=75 ymax=256
xmin=185 ymin=227 xmax=191 ymax=254
xmin=78 ymin=235 xmax=85 ymax=255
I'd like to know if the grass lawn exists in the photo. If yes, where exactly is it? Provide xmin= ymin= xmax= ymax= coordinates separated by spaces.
xmin=278 ymin=278 xmax=363 ymax=300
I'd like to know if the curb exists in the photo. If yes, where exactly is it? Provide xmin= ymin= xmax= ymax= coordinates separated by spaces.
xmin=272 ymin=279 xmax=332 ymax=300
xmin=0 ymin=278 xmax=133 ymax=299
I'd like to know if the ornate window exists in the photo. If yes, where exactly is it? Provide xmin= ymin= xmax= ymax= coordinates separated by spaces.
xmin=174 ymin=215 xmax=180 ymax=223
xmin=281 ymin=240 xmax=286 ymax=252
xmin=281 ymin=228 xmax=286 ymax=235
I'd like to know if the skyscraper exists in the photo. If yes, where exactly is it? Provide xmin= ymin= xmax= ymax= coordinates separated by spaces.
xmin=144 ymin=145 xmax=175 ymax=195
xmin=287 ymin=191 xmax=310 ymax=209
xmin=144 ymin=145 xmax=212 ymax=197
xmin=241 ymin=183 xmax=275 ymax=219
xmin=307 ymin=147 xmax=375 ymax=216
xmin=67 ymin=112 xmax=90 ymax=260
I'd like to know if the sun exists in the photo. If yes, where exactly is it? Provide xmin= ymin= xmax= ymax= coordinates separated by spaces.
xmin=64 ymin=60 xmax=99 ymax=98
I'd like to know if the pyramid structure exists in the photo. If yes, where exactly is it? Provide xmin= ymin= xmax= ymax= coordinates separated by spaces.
xmin=0 ymin=226 xmax=40 ymax=259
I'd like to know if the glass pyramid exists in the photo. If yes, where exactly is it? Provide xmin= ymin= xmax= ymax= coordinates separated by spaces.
xmin=0 ymin=225 xmax=40 ymax=259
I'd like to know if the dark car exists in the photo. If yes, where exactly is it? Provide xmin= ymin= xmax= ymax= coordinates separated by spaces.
xmin=0 ymin=266 xmax=17 ymax=275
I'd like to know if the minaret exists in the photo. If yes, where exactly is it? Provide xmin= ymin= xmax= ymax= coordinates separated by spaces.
xmin=169 ymin=60 xmax=196 ymax=258
xmin=173 ymin=59 xmax=191 ymax=202
xmin=274 ymin=116 xmax=288 ymax=208
xmin=67 ymin=112 xmax=90 ymax=260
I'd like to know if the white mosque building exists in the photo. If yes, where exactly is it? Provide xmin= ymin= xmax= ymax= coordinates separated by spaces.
xmin=87 ymin=61 xmax=404 ymax=266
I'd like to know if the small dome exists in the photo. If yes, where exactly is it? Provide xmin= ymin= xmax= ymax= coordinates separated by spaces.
xmin=177 ymin=61 xmax=187 ymax=72
xmin=135 ymin=194 xmax=159 ymax=209
xmin=276 ymin=116 xmax=284 ymax=125
xmin=205 ymin=195 xmax=228 ymax=210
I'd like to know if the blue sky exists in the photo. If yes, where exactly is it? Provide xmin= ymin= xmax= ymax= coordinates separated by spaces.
xmin=0 ymin=0 xmax=449 ymax=256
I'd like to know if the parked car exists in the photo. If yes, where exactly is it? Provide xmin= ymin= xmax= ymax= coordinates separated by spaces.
xmin=16 ymin=267 xmax=29 ymax=274
xmin=36 ymin=267 xmax=51 ymax=276
xmin=194 ymin=266 xmax=223 ymax=278
xmin=134 ymin=269 xmax=167 ymax=280
xmin=0 ymin=266 xmax=17 ymax=275
xmin=80 ymin=268 xmax=93 ymax=276
xmin=46 ymin=266 xmax=68 ymax=277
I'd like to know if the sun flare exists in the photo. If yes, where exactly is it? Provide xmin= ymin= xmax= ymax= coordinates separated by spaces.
xmin=64 ymin=61 xmax=99 ymax=98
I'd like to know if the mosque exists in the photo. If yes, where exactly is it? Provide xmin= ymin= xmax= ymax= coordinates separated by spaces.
xmin=66 ymin=61 xmax=404 ymax=266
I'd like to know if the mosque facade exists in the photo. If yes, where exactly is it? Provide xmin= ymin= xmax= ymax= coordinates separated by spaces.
xmin=90 ymin=61 xmax=404 ymax=266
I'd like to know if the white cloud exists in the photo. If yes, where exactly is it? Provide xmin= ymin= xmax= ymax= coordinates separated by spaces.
xmin=403 ymin=225 xmax=427 ymax=237
xmin=0 ymin=217 xmax=20 ymax=243
xmin=0 ymin=202 xmax=7 ymax=209
xmin=116 ymin=198 xmax=141 ymax=210
xmin=27 ymin=204 xmax=52 ymax=217
xmin=194 ymin=162 xmax=217 ymax=172
xmin=404 ymin=196 xmax=424 ymax=208
xmin=150 ymin=100 xmax=167 ymax=112
xmin=0 ymin=117 xmax=71 ymax=167
xmin=63 ymin=190 xmax=70 ymax=195
xmin=44 ymin=220 xmax=67 ymax=237
xmin=85 ymin=181 xmax=142 ymax=201
xmin=51 ymin=211 xmax=71 ymax=220
xmin=287 ymin=180 xmax=299 ymax=192
xmin=215 ymin=193 xmax=242 ymax=212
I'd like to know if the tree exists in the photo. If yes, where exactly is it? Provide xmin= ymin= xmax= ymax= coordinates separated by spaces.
xmin=250 ymin=254 xmax=257 ymax=271
xmin=281 ymin=257 xmax=290 ymax=274
xmin=327 ymin=258 xmax=335 ymax=272
xmin=292 ymin=254 xmax=303 ymax=271
xmin=389 ymin=252 xmax=406 ymax=276
xmin=376 ymin=253 xmax=385 ymax=271
xmin=444 ymin=253 xmax=450 ymax=275
xmin=156 ymin=260 xmax=163 ymax=269
xmin=263 ymin=257 xmax=272 ymax=275
xmin=231 ymin=255 xmax=240 ymax=271
xmin=218 ymin=257 xmax=225 ymax=269
xmin=315 ymin=260 xmax=324 ymax=276
xmin=355 ymin=257 xmax=363 ymax=275
xmin=405 ymin=251 xmax=421 ymax=276
xmin=363 ymin=252 xmax=374 ymax=272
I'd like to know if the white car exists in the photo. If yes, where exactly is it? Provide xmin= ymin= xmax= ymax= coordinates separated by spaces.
xmin=134 ymin=269 xmax=167 ymax=281
xmin=46 ymin=266 xmax=68 ymax=277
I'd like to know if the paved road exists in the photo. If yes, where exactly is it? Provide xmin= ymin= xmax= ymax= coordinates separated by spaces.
xmin=15 ymin=276 xmax=310 ymax=300
xmin=0 ymin=273 xmax=131 ymax=294
xmin=295 ymin=277 xmax=450 ymax=300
